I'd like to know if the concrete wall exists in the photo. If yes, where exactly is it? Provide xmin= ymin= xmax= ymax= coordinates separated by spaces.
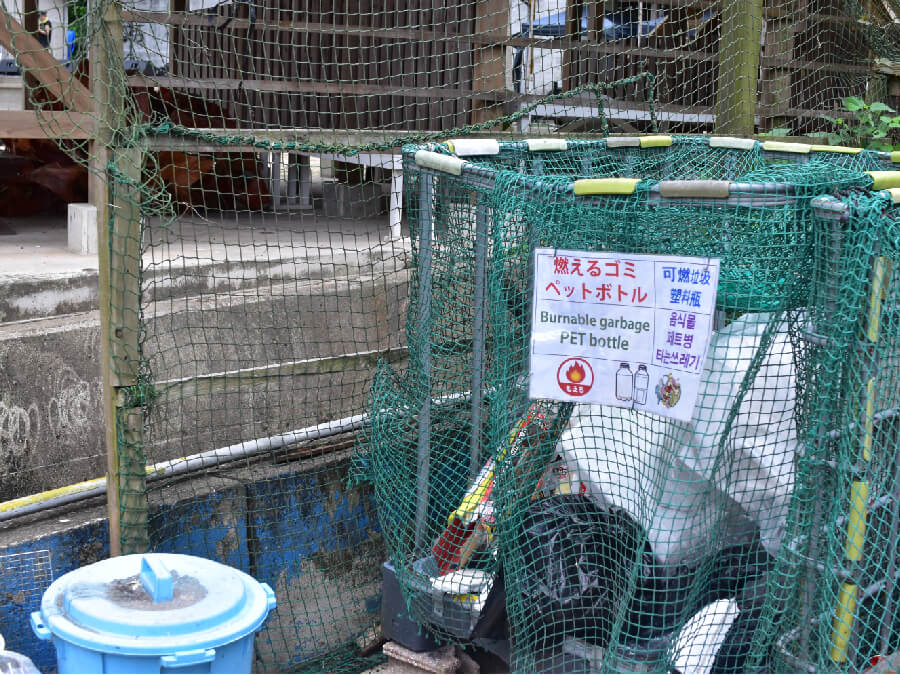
xmin=0 ymin=76 xmax=24 ymax=110
xmin=0 ymin=250 xmax=408 ymax=499
xmin=0 ymin=315 xmax=104 ymax=502
xmin=0 ymin=451 xmax=383 ymax=673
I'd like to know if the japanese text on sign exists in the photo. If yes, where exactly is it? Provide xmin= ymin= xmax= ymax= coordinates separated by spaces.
xmin=529 ymin=248 xmax=720 ymax=423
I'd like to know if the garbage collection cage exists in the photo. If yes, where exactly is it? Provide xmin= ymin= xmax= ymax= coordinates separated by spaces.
xmin=761 ymin=189 xmax=900 ymax=674
xmin=365 ymin=136 xmax=888 ymax=673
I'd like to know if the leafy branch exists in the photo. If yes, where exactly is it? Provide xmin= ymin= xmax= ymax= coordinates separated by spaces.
xmin=811 ymin=96 xmax=900 ymax=152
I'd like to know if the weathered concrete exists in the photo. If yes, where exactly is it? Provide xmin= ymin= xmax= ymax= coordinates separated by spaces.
xmin=0 ymin=272 xmax=98 ymax=323
xmin=0 ymin=211 xmax=411 ymax=501
xmin=0 ymin=314 xmax=104 ymax=501
xmin=0 ymin=76 xmax=24 ymax=111
xmin=67 ymin=204 xmax=97 ymax=255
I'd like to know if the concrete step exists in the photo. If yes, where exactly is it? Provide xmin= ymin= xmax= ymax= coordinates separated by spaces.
xmin=0 ymin=213 xmax=408 ymax=323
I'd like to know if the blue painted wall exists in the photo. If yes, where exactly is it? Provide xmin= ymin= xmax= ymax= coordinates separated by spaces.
xmin=0 ymin=457 xmax=383 ymax=673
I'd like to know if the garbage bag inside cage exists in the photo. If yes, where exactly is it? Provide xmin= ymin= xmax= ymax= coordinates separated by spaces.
xmin=519 ymin=495 xmax=647 ymax=650
xmin=556 ymin=312 xmax=799 ymax=566
xmin=519 ymin=493 xmax=776 ymax=672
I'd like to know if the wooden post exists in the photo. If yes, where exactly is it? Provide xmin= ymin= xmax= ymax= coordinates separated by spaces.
xmin=169 ymin=0 xmax=185 ymax=76
xmin=110 ymin=148 xmax=147 ymax=555
xmin=92 ymin=0 xmax=148 ymax=555
xmin=715 ymin=0 xmax=763 ymax=135
xmin=561 ymin=0 xmax=582 ymax=91
xmin=472 ymin=0 xmax=508 ymax=124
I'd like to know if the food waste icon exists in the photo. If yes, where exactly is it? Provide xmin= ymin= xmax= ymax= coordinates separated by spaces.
xmin=656 ymin=372 xmax=682 ymax=408
xmin=557 ymin=358 xmax=593 ymax=396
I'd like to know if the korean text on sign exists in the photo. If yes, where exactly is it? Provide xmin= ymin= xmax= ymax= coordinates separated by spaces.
xmin=529 ymin=248 xmax=720 ymax=423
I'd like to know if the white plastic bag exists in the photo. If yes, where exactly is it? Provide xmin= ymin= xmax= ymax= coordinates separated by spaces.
xmin=555 ymin=313 xmax=797 ymax=564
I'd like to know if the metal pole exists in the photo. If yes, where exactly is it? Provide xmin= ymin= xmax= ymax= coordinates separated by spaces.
xmin=0 ymin=388 xmax=485 ymax=523
xmin=878 ymin=449 xmax=900 ymax=655
xmin=829 ymin=254 xmax=891 ymax=664
xmin=0 ymin=414 xmax=368 ymax=522
xmin=802 ymin=215 xmax=844 ymax=660
xmin=469 ymin=199 xmax=489 ymax=479
xmin=414 ymin=174 xmax=435 ymax=554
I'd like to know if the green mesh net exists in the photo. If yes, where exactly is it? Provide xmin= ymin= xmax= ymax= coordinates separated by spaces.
xmin=758 ymin=189 xmax=900 ymax=673
xmin=0 ymin=0 xmax=897 ymax=666
xmin=364 ymin=138 xmax=898 ymax=673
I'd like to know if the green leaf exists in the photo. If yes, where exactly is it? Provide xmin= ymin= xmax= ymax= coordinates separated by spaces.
xmin=870 ymin=101 xmax=896 ymax=113
xmin=881 ymin=115 xmax=895 ymax=123
xmin=844 ymin=96 xmax=865 ymax=111
xmin=872 ymin=129 xmax=888 ymax=138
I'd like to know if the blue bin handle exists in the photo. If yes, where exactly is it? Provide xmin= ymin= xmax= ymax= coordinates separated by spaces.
xmin=30 ymin=612 xmax=51 ymax=641
xmin=140 ymin=556 xmax=174 ymax=603
xmin=160 ymin=648 xmax=216 ymax=668
xmin=261 ymin=583 xmax=277 ymax=613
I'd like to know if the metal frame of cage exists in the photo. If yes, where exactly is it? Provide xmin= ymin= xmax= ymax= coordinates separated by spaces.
xmin=771 ymin=190 xmax=900 ymax=673
xmin=404 ymin=136 xmax=811 ymax=553
xmin=396 ymin=136 xmax=891 ymax=670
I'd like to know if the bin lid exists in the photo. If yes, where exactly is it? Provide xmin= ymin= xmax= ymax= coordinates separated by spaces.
xmin=35 ymin=553 xmax=276 ymax=656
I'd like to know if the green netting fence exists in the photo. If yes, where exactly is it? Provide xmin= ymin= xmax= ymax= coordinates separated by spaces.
xmin=363 ymin=138 xmax=900 ymax=673
xmin=0 ymin=0 xmax=898 ymax=666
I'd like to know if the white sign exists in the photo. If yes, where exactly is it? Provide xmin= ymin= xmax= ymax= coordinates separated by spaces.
xmin=529 ymin=248 xmax=720 ymax=422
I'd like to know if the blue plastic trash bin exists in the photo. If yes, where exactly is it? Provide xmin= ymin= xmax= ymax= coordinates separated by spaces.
xmin=31 ymin=553 xmax=276 ymax=674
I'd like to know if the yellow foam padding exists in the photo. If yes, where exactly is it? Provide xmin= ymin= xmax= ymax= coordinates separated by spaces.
xmin=659 ymin=180 xmax=731 ymax=199
xmin=639 ymin=135 xmax=674 ymax=148
xmin=867 ymin=171 xmax=900 ymax=190
xmin=811 ymin=144 xmax=862 ymax=154
xmin=829 ymin=583 xmax=858 ymax=663
xmin=709 ymin=137 xmax=756 ymax=151
xmin=762 ymin=140 xmax=811 ymax=153
xmin=526 ymin=138 xmax=568 ymax=152
xmin=864 ymin=378 xmax=875 ymax=462
xmin=845 ymin=480 xmax=869 ymax=561
xmin=867 ymin=255 xmax=892 ymax=342
xmin=446 ymin=138 xmax=500 ymax=156
xmin=606 ymin=137 xmax=640 ymax=148
xmin=891 ymin=151 xmax=900 ymax=163
xmin=415 ymin=150 xmax=466 ymax=175
xmin=573 ymin=178 xmax=640 ymax=195
xmin=886 ymin=187 xmax=900 ymax=203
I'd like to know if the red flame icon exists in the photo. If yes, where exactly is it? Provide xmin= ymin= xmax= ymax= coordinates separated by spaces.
xmin=566 ymin=362 xmax=586 ymax=383
xmin=557 ymin=358 xmax=593 ymax=397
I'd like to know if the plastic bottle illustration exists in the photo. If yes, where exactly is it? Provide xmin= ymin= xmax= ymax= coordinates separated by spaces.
xmin=633 ymin=365 xmax=649 ymax=405
xmin=615 ymin=363 xmax=633 ymax=401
